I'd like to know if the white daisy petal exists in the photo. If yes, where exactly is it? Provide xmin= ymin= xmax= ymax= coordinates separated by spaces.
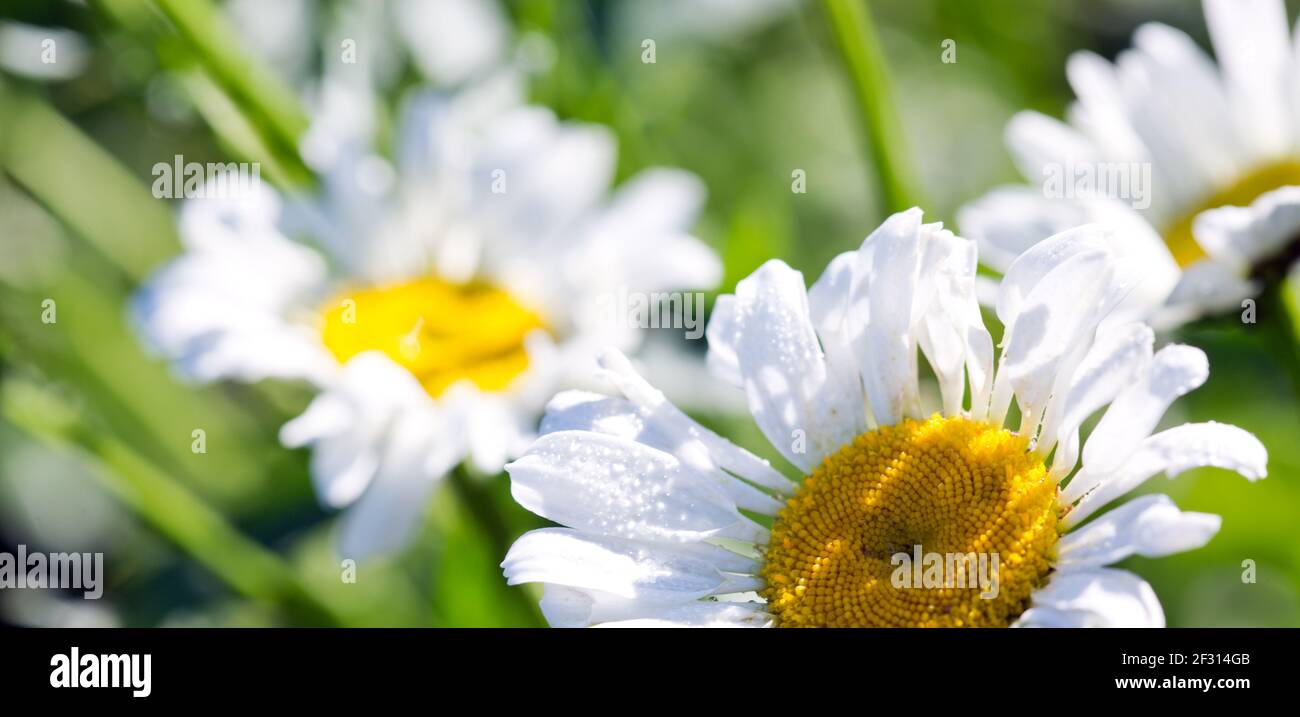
xmin=506 ymin=430 xmax=760 ymax=544
xmin=537 ymin=390 xmax=784 ymax=515
xmin=541 ymin=390 xmax=674 ymax=449
xmin=851 ymin=208 xmax=928 ymax=425
xmin=1164 ymin=259 xmax=1259 ymax=317
xmin=536 ymin=580 xmax=769 ymax=628
xmin=1110 ymin=33 xmax=1202 ymax=207
xmin=1005 ymin=111 xmax=1102 ymax=181
xmin=503 ymin=528 xmax=753 ymax=604
xmin=1195 ymin=186 xmax=1300 ymax=266
xmin=463 ymin=394 xmax=525 ymax=474
xmin=1192 ymin=205 xmax=1261 ymax=269
xmin=807 ymin=252 xmax=871 ymax=428
xmin=917 ymin=308 xmax=966 ymax=416
xmin=481 ymin=109 xmax=617 ymax=242
xmin=1065 ymin=50 xmax=1149 ymax=163
xmin=962 ymin=192 xmax=1177 ymax=326
xmin=1124 ymin=23 xmax=1243 ymax=196
xmin=174 ymin=186 xmax=285 ymax=252
xmin=1012 ymin=606 xmax=1107 ymax=628
xmin=574 ymin=229 xmax=721 ymax=304
xmin=1128 ymin=421 xmax=1268 ymax=483
xmin=283 ymin=395 xmax=380 ymax=509
xmin=336 ymin=410 xmax=458 ymax=560
xmin=569 ymin=168 xmax=717 ymax=301
xmin=705 ymin=294 xmax=744 ymax=387
xmin=999 ymin=236 xmax=1121 ymax=427
xmin=1065 ymin=421 xmax=1267 ymax=527
xmin=1057 ymin=494 xmax=1221 ymax=568
xmin=598 ymin=168 xmax=706 ymax=238
xmin=534 ymin=584 xmax=661 ymax=628
xmin=957 ymin=186 xmax=1091 ymax=274
xmin=923 ymin=234 xmax=994 ymax=418
xmin=1038 ymin=321 xmax=1154 ymax=461
xmin=1030 ymin=567 xmax=1165 ymax=628
xmin=1204 ymin=0 xmax=1292 ymax=160
xmin=1077 ymin=200 xmax=1180 ymax=320
xmin=995 ymin=224 xmax=1112 ymax=329
xmin=729 ymin=260 xmax=862 ymax=470
xmin=172 ymin=327 xmax=338 ymax=386
xmin=280 ymin=352 xmax=434 ymax=509
xmin=634 ymin=335 xmax=750 ymax=417
xmin=131 ymin=195 xmax=335 ymax=385
xmin=393 ymin=73 xmax=522 ymax=185
xmin=393 ymin=0 xmax=509 ymax=86
xmin=593 ymin=602 xmax=771 ymax=628
xmin=596 ymin=348 xmax=795 ymax=496
xmin=535 ymin=584 xmax=605 ymax=628
xmin=807 ymin=251 xmax=857 ymax=330
xmin=1075 ymin=344 xmax=1207 ymax=481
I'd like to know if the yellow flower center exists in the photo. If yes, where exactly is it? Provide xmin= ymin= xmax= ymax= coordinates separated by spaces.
xmin=761 ymin=415 xmax=1058 ymax=627
xmin=319 ymin=277 xmax=546 ymax=398
xmin=1162 ymin=160 xmax=1300 ymax=267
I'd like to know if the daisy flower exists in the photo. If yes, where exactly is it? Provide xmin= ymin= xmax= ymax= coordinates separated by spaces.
xmin=229 ymin=0 xmax=511 ymax=91
xmin=131 ymin=78 xmax=720 ymax=559
xmin=960 ymin=0 xmax=1300 ymax=328
xmin=501 ymin=208 xmax=1266 ymax=627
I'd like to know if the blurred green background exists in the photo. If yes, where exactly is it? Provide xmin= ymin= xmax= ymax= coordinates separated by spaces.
xmin=0 ymin=0 xmax=1296 ymax=627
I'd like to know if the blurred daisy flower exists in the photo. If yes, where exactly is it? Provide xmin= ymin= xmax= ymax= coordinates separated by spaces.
xmin=227 ymin=0 xmax=511 ymax=91
xmin=501 ymin=209 xmax=1266 ymax=627
xmin=0 ymin=21 xmax=89 ymax=82
xmin=131 ymin=75 xmax=720 ymax=559
xmin=961 ymin=0 xmax=1300 ymax=328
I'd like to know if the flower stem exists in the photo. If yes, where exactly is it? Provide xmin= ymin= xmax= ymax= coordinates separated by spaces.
xmin=819 ymin=0 xmax=925 ymax=214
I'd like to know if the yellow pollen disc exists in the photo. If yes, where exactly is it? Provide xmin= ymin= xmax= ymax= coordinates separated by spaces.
xmin=319 ymin=277 xmax=546 ymax=398
xmin=761 ymin=415 xmax=1059 ymax=627
xmin=1162 ymin=159 xmax=1300 ymax=267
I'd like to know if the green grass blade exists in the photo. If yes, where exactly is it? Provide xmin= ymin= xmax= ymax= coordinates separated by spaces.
xmin=2 ymin=378 xmax=346 ymax=626
xmin=820 ymin=0 xmax=925 ymax=215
